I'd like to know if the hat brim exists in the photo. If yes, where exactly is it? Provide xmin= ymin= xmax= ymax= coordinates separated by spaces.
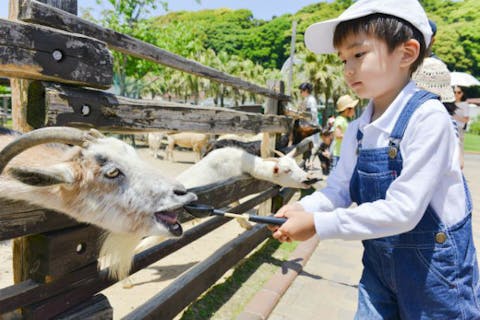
xmin=305 ymin=19 xmax=340 ymax=54
xmin=337 ymin=99 xmax=359 ymax=112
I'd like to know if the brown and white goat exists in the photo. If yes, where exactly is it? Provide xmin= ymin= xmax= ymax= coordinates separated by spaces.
xmin=0 ymin=127 xmax=197 ymax=279
xmin=165 ymin=132 xmax=210 ymax=162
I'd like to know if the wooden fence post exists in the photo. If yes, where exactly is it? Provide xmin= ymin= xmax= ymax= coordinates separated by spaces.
xmin=9 ymin=0 xmax=79 ymax=285
xmin=8 ymin=1 xmax=112 ymax=318
xmin=259 ymin=80 xmax=285 ymax=216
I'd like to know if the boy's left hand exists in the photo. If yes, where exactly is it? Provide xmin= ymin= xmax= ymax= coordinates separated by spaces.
xmin=271 ymin=208 xmax=316 ymax=242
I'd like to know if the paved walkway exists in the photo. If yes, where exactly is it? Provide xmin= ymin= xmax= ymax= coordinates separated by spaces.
xmin=241 ymin=152 xmax=480 ymax=320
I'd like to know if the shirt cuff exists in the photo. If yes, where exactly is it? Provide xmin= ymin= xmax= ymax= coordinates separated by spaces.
xmin=313 ymin=211 xmax=341 ymax=239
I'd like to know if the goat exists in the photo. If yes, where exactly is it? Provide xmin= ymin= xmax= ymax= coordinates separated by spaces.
xmin=177 ymin=147 xmax=318 ymax=189
xmin=147 ymin=132 xmax=167 ymax=159
xmin=0 ymin=127 xmax=197 ymax=279
xmin=217 ymin=133 xmax=263 ymax=142
xmin=165 ymin=132 xmax=210 ymax=162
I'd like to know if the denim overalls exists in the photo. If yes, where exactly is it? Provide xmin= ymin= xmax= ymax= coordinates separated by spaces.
xmin=350 ymin=91 xmax=480 ymax=319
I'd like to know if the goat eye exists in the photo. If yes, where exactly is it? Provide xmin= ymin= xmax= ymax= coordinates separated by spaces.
xmin=284 ymin=169 xmax=292 ymax=174
xmin=105 ymin=168 xmax=120 ymax=179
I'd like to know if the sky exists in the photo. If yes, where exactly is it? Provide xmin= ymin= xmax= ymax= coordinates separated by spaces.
xmin=0 ymin=0 xmax=325 ymax=21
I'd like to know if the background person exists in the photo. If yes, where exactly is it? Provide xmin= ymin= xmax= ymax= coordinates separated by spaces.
xmin=299 ymin=82 xmax=320 ymax=168
xmin=453 ymin=85 xmax=470 ymax=168
xmin=332 ymin=94 xmax=358 ymax=168
xmin=318 ymin=129 xmax=333 ymax=176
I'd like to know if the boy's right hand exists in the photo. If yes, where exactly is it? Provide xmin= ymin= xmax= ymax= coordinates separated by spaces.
xmin=267 ymin=203 xmax=304 ymax=233
xmin=268 ymin=202 xmax=314 ymax=242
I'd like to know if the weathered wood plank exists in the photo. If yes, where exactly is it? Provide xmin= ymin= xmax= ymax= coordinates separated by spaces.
xmin=0 ymin=185 xmax=280 ymax=317
xmin=42 ymin=84 xmax=293 ymax=134
xmin=36 ymin=0 xmax=77 ymax=15
xmin=0 ymin=18 xmax=112 ymax=89
xmin=0 ymin=199 xmax=80 ymax=241
xmin=123 ymin=224 xmax=270 ymax=320
xmin=29 ymin=294 xmax=113 ymax=320
xmin=22 ymin=225 xmax=103 ymax=282
xmin=18 ymin=0 xmax=290 ymax=101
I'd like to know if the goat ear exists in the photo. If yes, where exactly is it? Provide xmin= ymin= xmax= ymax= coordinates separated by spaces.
xmin=8 ymin=164 xmax=75 ymax=186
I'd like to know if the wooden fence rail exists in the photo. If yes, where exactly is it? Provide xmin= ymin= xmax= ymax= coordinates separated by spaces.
xmin=17 ymin=0 xmax=290 ymax=101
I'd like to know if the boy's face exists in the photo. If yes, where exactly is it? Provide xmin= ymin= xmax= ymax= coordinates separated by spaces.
xmin=337 ymin=31 xmax=406 ymax=103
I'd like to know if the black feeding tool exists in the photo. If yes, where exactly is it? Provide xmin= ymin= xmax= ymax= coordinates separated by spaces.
xmin=184 ymin=203 xmax=287 ymax=226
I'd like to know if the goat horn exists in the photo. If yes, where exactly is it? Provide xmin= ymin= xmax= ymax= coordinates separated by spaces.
xmin=272 ymin=149 xmax=285 ymax=157
xmin=0 ymin=127 xmax=99 ymax=175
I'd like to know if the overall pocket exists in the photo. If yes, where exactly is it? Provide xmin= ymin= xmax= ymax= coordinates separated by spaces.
xmin=357 ymin=169 xmax=397 ymax=202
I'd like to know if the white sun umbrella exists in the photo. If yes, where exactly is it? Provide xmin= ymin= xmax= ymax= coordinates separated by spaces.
xmin=450 ymin=71 xmax=480 ymax=87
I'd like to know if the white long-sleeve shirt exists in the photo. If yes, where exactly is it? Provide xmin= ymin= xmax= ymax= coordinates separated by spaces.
xmin=299 ymin=82 xmax=466 ymax=241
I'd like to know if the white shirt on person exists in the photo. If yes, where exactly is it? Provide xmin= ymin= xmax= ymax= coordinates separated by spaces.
xmin=305 ymin=95 xmax=319 ymax=125
xmin=299 ymin=81 xmax=466 ymax=241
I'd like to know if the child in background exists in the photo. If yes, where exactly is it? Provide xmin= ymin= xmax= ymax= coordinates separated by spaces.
xmin=318 ymin=129 xmax=333 ymax=176
xmin=332 ymin=94 xmax=358 ymax=168
xmin=270 ymin=0 xmax=478 ymax=318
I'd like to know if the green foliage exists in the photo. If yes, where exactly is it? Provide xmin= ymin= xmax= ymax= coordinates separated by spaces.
xmin=83 ymin=0 xmax=480 ymax=103
xmin=420 ymin=0 xmax=480 ymax=77
xmin=468 ymin=116 xmax=480 ymax=135
xmin=465 ymin=133 xmax=480 ymax=152
xmin=0 ymin=85 xmax=10 ymax=94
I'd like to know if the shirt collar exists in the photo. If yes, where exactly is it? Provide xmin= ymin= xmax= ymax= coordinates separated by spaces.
xmin=358 ymin=81 xmax=418 ymax=134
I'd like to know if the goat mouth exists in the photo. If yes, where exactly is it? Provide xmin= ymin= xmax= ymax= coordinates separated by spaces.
xmin=154 ymin=211 xmax=183 ymax=236
xmin=303 ymin=177 xmax=321 ymax=186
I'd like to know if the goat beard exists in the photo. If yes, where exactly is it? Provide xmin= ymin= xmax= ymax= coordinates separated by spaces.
xmin=99 ymin=232 xmax=144 ymax=280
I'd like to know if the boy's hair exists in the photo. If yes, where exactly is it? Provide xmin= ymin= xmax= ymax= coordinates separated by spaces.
xmin=333 ymin=13 xmax=426 ymax=73
xmin=299 ymin=82 xmax=313 ymax=93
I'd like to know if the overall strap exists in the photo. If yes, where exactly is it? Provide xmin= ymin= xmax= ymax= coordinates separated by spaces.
xmin=386 ymin=91 xmax=439 ymax=159
xmin=390 ymin=90 xmax=439 ymax=140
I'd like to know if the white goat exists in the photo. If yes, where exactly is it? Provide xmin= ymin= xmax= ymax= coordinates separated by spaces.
xmin=165 ymin=132 xmax=210 ymax=162
xmin=177 ymin=147 xmax=317 ymax=189
xmin=217 ymin=133 xmax=263 ymax=142
xmin=0 ymin=127 xmax=197 ymax=280
xmin=147 ymin=132 xmax=167 ymax=159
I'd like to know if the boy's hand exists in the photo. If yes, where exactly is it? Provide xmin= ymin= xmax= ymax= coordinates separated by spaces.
xmin=269 ymin=203 xmax=316 ymax=242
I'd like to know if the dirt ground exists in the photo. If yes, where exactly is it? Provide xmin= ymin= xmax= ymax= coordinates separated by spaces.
xmin=0 ymin=146 xmax=270 ymax=319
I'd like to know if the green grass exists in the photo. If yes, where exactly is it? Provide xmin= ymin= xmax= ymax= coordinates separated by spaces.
xmin=179 ymin=238 xmax=298 ymax=319
xmin=465 ymin=133 xmax=480 ymax=153
xmin=2 ymin=118 xmax=12 ymax=129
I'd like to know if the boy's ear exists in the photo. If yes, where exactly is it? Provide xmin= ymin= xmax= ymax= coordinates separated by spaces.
xmin=400 ymin=39 xmax=421 ymax=69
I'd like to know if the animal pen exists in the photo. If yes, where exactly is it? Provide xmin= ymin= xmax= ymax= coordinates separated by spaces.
xmin=0 ymin=0 xmax=313 ymax=319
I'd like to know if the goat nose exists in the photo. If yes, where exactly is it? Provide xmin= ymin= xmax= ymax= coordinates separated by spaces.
xmin=173 ymin=188 xmax=187 ymax=196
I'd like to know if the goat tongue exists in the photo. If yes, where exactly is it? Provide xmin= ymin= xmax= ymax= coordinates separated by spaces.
xmin=154 ymin=211 xmax=183 ymax=236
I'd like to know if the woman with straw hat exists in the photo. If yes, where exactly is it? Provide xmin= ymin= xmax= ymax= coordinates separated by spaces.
xmin=413 ymin=57 xmax=465 ymax=167
xmin=332 ymin=94 xmax=358 ymax=168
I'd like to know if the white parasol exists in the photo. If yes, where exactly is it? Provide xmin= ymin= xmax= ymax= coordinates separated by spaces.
xmin=450 ymin=71 xmax=480 ymax=87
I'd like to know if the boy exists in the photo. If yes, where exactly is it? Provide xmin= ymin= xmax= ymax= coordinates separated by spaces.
xmin=270 ymin=0 xmax=479 ymax=318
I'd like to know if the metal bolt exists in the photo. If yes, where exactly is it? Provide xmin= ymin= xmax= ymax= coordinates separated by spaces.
xmin=52 ymin=49 xmax=63 ymax=62
xmin=81 ymin=104 xmax=91 ymax=116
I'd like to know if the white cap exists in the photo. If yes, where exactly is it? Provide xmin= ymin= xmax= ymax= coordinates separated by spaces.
xmin=305 ymin=0 xmax=432 ymax=54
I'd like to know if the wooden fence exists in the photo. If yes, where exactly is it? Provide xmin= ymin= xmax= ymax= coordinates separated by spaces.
xmin=0 ymin=1 xmax=313 ymax=318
